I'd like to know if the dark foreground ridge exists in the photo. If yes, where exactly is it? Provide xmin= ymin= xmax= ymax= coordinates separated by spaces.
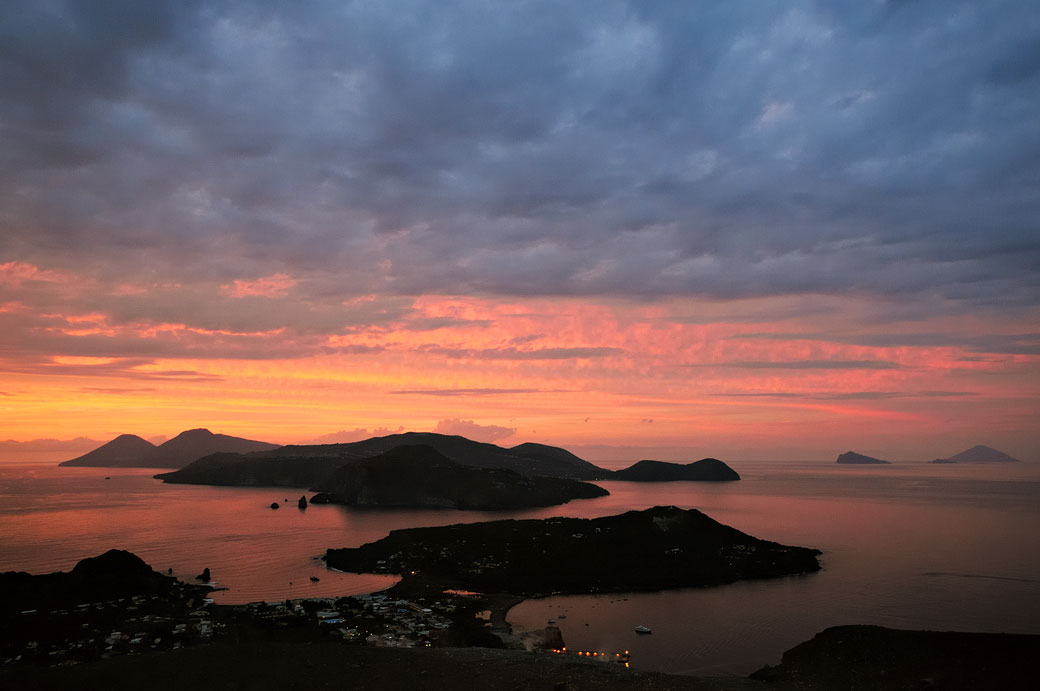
xmin=310 ymin=444 xmax=607 ymax=509
xmin=3 ymin=551 xmax=1034 ymax=690
xmin=613 ymin=458 xmax=740 ymax=481
xmin=752 ymin=624 xmax=1038 ymax=690
xmin=325 ymin=506 xmax=821 ymax=596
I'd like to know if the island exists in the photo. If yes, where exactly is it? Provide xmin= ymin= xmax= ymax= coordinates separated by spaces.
xmin=835 ymin=451 xmax=891 ymax=465
xmin=60 ymin=428 xmax=280 ymax=468
xmin=612 ymin=458 xmax=740 ymax=482
xmin=155 ymin=431 xmax=609 ymax=488
xmin=309 ymin=444 xmax=607 ymax=510
xmin=325 ymin=505 xmax=821 ymax=596
xmin=931 ymin=444 xmax=1020 ymax=464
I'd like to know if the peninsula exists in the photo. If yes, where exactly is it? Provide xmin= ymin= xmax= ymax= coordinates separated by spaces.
xmin=324 ymin=506 xmax=821 ymax=596
xmin=309 ymin=444 xmax=607 ymax=510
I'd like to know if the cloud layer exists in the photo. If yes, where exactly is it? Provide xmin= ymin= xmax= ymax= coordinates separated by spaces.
xmin=1 ymin=1 xmax=1037 ymax=313
xmin=1 ymin=2 xmax=1038 ymax=460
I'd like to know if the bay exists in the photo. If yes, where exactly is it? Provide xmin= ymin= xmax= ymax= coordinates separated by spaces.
xmin=1 ymin=459 xmax=1037 ymax=675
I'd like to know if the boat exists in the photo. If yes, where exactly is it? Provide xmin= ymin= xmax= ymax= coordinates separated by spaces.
xmin=634 ymin=625 xmax=652 ymax=634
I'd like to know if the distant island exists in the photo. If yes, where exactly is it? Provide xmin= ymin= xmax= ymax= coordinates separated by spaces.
xmin=156 ymin=432 xmax=608 ymax=488
xmin=836 ymin=451 xmax=891 ymax=465
xmin=325 ymin=505 xmax=821 ymax=596
xmin=309 ymin=444 xmax=607 ymax=510
xmin=930 ymin=445 xmax=1020 ymax=464
xmin=59 ymin=429 xmax=280 ymax=469
xmin=612 ymin=458 xmax=740 ymax=482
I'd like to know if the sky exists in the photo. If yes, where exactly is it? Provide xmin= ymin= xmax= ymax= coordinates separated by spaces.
xmin=1 ymin=0 xmax=1038 ymax=463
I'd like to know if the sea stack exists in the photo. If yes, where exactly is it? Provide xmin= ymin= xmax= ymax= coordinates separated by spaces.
xmin=298 ymin=495 xmax=308 ymax=509
xmin=196 ymin=567 xmax=211 ymax=582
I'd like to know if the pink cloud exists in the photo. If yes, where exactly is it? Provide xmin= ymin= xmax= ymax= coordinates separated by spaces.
xmin=433 ymin=418 xmax=516 ymax=443
xmin=222 ymin=274 xmax=297 ymax=299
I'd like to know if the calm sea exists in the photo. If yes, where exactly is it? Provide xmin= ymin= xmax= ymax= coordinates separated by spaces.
xmin=1 ymin=459 xmax=1038 ymax=675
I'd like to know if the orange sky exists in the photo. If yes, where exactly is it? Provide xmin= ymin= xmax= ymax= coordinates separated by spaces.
xmin=2 ymin=264 xmax=1037 ymax=462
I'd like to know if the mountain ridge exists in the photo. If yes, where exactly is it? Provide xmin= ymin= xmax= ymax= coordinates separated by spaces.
xmin=60 ymin=429 xmax=280 ymax=468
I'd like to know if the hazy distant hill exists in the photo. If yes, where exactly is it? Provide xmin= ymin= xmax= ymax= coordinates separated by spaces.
xmin=57 ymin=434 xmax=159 ymax=467
xmin=239 ymin=432 xmax=608 ymax=480
xmin=61 ymin=429 xmax=280 ymax=468
xmin=310 ymin=444 xmax=608 ymax=509
xmin=934 ymin=445 xmax=1019 ymax=464
xmin=836 ymin=451 xmax=891 ymax=465
xmin=613 ymin=458 xmax=740 ymax=482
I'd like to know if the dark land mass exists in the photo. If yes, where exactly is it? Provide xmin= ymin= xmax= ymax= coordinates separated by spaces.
xmin=3 ymin=551 xmax=1033 ymax=690
xmin=156 ymin=432 xmax=610 ymax=489
xmin=60 ymin=428 xmax=280 ymax=468
xmin=325 ymin=506 xmax=821 ymax=596
xmin=751 ymin=625 xmax=1037 ymax=690
xmin=613 ymin=458 xmax=740 ymax=482
xmin=309 ymin=444 xmax=608 ymax=509
xmin=836 ymin=451 xmax=892 ymax=465
xmin=55 ymin=434 xmax=158 ymax=468
xmin=226 ymin=431 xmax=607 ymax=479
xmin=1 ymin=550 xmax=214 ymax=667
xmin=155 ymin=452 xmax=348 ymax=488
xmin=935 ymin=444 xmax=1020 ymax=464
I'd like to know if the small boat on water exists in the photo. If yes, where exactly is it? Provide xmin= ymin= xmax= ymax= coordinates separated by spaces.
xmin=634 ymin=625 xmax=652 ymax=634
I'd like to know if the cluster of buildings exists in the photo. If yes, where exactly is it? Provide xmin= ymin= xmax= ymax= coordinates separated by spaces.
xmin=240 ymin=592 xmax=461 ymax=649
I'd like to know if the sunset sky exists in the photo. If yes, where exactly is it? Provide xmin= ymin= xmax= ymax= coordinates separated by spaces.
xmin=2 ymin=1 xmax=1038 ymax=462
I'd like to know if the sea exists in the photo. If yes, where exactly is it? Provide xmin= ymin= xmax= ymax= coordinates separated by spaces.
xmin=1 ymin=458 xmax=1038 ymax=676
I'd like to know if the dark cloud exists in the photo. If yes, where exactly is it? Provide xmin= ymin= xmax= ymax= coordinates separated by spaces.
xmin=692 ymin=360 xmax=903 ymax=370
xmin=739 ymin=331 xmax=1040 ymax=355
xmin=0 ymin=0 xmax=1037 ymax=315
xmin=415 ymin=346 xmax=623 ymax=360
xmin=716 ymin=390 xmax=979 ymax=400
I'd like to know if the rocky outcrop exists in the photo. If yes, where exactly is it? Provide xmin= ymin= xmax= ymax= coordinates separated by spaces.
xmin=311 ymin=445 xmax=608 ymax=510
xmin=297 ymin=495 xmax=308 ymax=509
xmin=836 ymin=451 xmax=891 ymax=464
xmin=613 ymin=458 xmax=740 ymax=481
